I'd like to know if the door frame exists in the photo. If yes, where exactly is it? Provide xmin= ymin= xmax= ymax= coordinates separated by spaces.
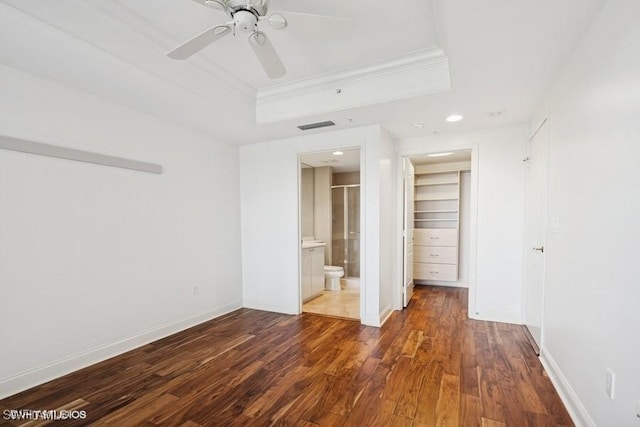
xmin=523 ymin=117 xmax=550 ymax=352
xmin=402 ymin=158 xmax=415 ymax=307
xmin=394 ymin=145 xmax=479 ymax=318
xmin=297 ymin=147 xmax=364 ymax=319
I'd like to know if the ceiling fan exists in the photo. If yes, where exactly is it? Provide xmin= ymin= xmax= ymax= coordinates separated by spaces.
xmin=168 ymin=0 xmax=347 ymax=79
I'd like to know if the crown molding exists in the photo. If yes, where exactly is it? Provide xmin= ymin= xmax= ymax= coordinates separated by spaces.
xmin=259 ymin=47 xmax=447 ymax=99
xmin=256 ymin=47 xmax=451 ymax=124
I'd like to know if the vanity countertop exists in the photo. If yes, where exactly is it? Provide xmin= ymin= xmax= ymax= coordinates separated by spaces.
xmin=302 ymin=241 xmax=326 ymax=249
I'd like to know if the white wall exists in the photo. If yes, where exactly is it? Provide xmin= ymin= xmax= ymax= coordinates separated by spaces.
xmin=396 ymin=125 xmax=527 ymax=323
xmin=534 ymin=0 xmax=640 ymax=425
xmin=239 ymin=125 xmax=394 ymax=326
xmin=0 ymin=65 xmax=243 ymax=398
xmin=378 ymin=129 xmax=396 ymax=323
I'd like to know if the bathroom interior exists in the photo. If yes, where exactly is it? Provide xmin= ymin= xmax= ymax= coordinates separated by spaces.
xmin=299 ymin=148 xmax=361 ymax=320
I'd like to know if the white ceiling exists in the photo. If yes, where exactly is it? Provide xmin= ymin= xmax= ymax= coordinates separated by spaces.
xmin=0 ymin=0 xmax=606 ymax=144
xmin=301 ymin=148 xmax=360 ymax=173
xmin=411 ymin=149 xmax=471 ymax=166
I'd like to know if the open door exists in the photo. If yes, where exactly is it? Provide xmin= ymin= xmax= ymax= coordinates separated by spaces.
xmin=524 ymin=119 xmax=549 ymax=353
xmin=403 ymin=158 xmax=415 ymax=307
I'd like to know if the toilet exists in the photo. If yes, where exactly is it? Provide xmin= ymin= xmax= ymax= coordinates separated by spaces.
xmin=324 ymin=266 xmax=344 ymax=291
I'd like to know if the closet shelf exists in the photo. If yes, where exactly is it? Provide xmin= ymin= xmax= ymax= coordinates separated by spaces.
xmin=415 ymin=169 xmax=461 ymax=176
xmin=415 ymin=197 xmax=459 ymax=202
xmin=412 ymin=167 xmax=461 ymax=282
xmin=414 ymin=181 xmax=459 ymax=187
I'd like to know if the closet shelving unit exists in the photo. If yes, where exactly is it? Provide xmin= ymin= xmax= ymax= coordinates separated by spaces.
xmin=413 ymin=167 xmax=461 ymax=282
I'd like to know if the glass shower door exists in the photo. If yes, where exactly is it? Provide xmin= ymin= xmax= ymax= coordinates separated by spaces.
xmin=346 ymin=186 xmax=360 ymax=277
xmin=332 ymin=187 xmax=345 ymax=272
xmin=331 ymin=186 xmax=360 ymax=278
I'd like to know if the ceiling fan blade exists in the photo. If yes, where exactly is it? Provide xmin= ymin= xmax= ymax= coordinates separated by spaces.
xmin=267 ymin=10 xmax=351 ymax=34
xmin=190 ymin=0 xmax=226 ymax=12
xmin=167 ymin=25 xmax=231 ymax=60
xmin=249 ymin=32 xmax=286 ymax=79
xmin=271 ymin=11 xmax=350 ymax=23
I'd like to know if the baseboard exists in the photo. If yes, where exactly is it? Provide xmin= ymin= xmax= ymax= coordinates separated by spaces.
xmin=361 ymin=313 xmax=381 ymax=327
xmin=378 ymin=304 xmax=395 ymax=327
xmin=0 ymin=300 xmax=242 ymax=400
xmin=539 ymin=347 xmax=596 ymax=427
xmin=242 ymin=299 xmax=300 ymax=315
xmin=415 ymin=281 xmax=469 ymax=289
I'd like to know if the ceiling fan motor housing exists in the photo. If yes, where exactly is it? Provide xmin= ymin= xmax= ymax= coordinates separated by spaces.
xmin=233 ymin=10 xmax=259 ymax=32
xmin=228 ymin=0 xmax=268 ymax=16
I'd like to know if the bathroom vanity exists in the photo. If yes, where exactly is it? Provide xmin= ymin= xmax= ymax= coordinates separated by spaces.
xmin=301 ymin=242 xmax=325 ymax=301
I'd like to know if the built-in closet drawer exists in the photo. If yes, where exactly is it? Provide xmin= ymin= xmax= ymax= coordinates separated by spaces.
xmin=414 ymin=246 xmax=458 ymax=265
xmin=414 ymin=228 xmax=458 ymax=247
xmin=414 ymin=263 xmax=458 ymax=281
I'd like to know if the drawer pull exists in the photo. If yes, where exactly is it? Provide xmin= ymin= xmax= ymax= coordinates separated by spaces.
xmin=430 ymin=236 xmax=440 ymax=240
xmin=430 ymin=271 xmax=439 ymax=274
xmin=430 ymin=254 xmax=439 ymax=257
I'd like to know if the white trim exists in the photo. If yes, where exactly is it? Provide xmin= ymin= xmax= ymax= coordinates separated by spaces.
xmin=358 ymin=145 xmax=367 ymax=324
xmin=529 ymin=118 xmax=549 ymax=141
xmin=0 ymin=301 xmax=242 ymax=400
xmin=415 ymin=281 xmax=469 ymax=289
xmin=539 ymin=347 xmax=596 ymax=427
xmin=259 ymin=47 xmax=447 ymax=99
xmin=256 ymin=48 xmax=450 ymax=124
xmin=378 ymin=304 xmax=394 ymax=327
xmin=361 ymin=313 xmax=382 ymax=327
xmin=0 ymin=134 xmax=163 ymax=174
xmin=242 ymin=300 xmax=299 ymax=315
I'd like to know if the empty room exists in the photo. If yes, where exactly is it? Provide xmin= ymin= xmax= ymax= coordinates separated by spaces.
xmin=0 ymin=0 xmax=638 ymax=426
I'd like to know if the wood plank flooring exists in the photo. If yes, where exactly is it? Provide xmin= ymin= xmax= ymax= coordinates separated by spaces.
xmin=0 ymin=286 xmax=573 ymax=426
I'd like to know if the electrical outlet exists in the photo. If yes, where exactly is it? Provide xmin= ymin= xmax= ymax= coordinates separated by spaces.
xmin=606 ymin=368 xmax=615 ymax=400
xmin=193 ymin=285 xmax=200 ymax=295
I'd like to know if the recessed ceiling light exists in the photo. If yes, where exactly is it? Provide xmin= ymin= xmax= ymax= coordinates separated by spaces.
xmin=412 ymin=122 xmax=424 ymax=129
xmin=333 ymin=151 xmax=344 ymax=156
xmin=428 ymin=152 xmax=453 ymax=158
xmin=446 ymin=114 xmax=463 ymax=123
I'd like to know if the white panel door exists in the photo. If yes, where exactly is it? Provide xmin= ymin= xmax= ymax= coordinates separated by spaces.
xmin=525 ymin=119 xmax=549 ymax=351
xmin=403 ymin=158 xmax=415 ymax=307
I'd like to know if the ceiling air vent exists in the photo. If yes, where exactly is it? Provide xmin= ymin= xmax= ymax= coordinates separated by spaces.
xmin=297 ymin=121 xmax=335 ymax=131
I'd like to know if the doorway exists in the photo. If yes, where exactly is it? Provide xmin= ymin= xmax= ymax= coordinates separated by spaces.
xmin=524 ymin=118 xmax=549 ymax=353
xmin=299 ymin=148 xmax=361 ymax=320
xmin=398 ymin=148 xmax=475 ymax=311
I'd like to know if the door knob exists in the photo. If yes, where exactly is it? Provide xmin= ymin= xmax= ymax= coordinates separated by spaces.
xmin=533 ymin=246 xmax=544 ymax=253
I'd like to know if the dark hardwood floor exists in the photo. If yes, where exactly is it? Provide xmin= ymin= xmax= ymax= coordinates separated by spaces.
xmin=0 ymin=286 xmax=573 ymax=426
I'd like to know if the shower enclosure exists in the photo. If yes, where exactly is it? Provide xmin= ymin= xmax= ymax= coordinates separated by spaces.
xmin=331 ymin=185 xmax=360 ymax=278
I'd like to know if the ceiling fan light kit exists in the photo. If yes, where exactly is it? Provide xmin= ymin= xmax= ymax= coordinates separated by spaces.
xmin=168 ymin=0 xmax=347 ymax=79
